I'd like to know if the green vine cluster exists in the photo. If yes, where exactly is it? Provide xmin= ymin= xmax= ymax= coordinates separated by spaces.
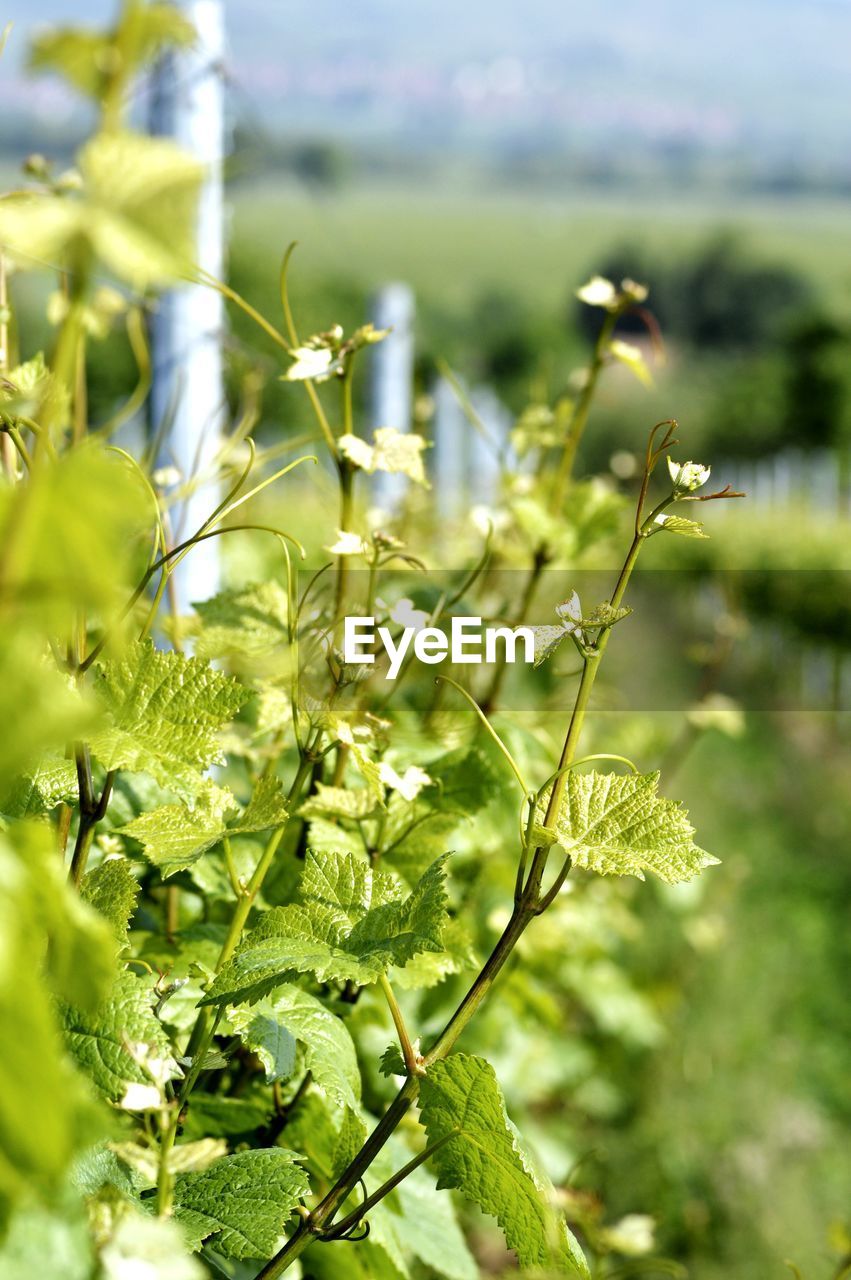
xmin=0 ymin=5 xmax=744 ymax=1279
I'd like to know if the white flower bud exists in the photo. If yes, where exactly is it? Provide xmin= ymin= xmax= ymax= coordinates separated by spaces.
xmin=667 ymin=457 xmax=711 ymax=492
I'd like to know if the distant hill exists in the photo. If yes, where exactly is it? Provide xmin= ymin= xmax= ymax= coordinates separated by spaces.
xmin=2 ymin=0 xmax=851 ymax=164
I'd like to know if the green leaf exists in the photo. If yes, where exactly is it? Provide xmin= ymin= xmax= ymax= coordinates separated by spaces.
xmin=531 ymin=595 xmax=632 ymax=667
xmin=191 ymin=581 xmax=292 ymax=664
xmin=651 ymin=512 xmax=709 ymax=539
xmin=0 ymin=440 xmax=152 ymax=635
xmin=379 ymin=1045 xmax=406 ymax=1078
xmin=61 ymin=970 xmax=181 ymax=1105
xmin=0 ymin=351 xmax=70 ymax=429
xmin=325 ymin=715 xmax=384 ymax=798
xmin=303 ymin=1240 xmax=407 ymax=1280
xmin=339 ymin=428 xmax=430 ymax=487
xmin=541 ymin=770 xmax=718 ymax=884
xmin=332 ymin=1108 xmax=369 ymax=1180
xmin=202 ymin=852 xmax=449 ymax=1004
xmin=231 ymin=1000 xmax=297 ymax=1085
xmin=18 ymin=824 xmax=115 ymax=1012
xmin=80 ymin=858 xmax=139 ymax=940
xmin=0 ymin=1192 xmax=94 ymax=1280
xmin=121 ymin=774 xmax=287 ymax=877
xmin=172 ymin=1149 xmax=310 ymax=1260
xmin=530 ymin=623 xmax=574 ymax=668
xmin=0 ymin=825 xmax=109 ymax=1224
xmin=425 ymin=746 xmax=498 ymax=814
xmin=71 ymin=1144 xmax=141 ymax=1200
xmin=120 ymin=789 xmax=234 ymax=877
xmin=2 ymin=755 xmax=78 ymax=818
xmin=392 ymin=918 xmax=475 ymax=992
xmin=392 ymin=1165 xmax=479 ymax=1280
xmin=179 ymin=1094 xmax=274 ymax=1142
xmin=0 ymin=646 xmax=92 ymax=797
xmin=608 ymin=338 xmax=653 ymax=387
xmin=230 ymin=985 xmax=360 ymax=1109
xmin=0 ymin=130 xmax=202 ymax=290
xmin=91 ymin=640 xmax=249 ymax=796
xmin=239 ymin=774 xmax=290 ymax=832
xmin=29 ymin=5 xmax=195 ymax=99
xmin=300 ymin=783 xmax=381 ymax=822
xmin=283 ymin=1093 xmax=340 ymax=1182
xmin=419 ymin=1054 xmax=589 ymax=1276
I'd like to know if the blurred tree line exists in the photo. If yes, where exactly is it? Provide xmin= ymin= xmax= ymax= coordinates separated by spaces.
xmin=28 ymin=221 xmax=851 ymax=478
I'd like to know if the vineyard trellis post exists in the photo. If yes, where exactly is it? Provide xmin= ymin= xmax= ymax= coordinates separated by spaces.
xmin=149 ymin=0 xmax=226 ymax=614
xmin=369 ymin=282 xmax=415 ymax=511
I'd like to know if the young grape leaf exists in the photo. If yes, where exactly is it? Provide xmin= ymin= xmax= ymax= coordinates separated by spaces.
xmin=651 ymin=512 xmax=709 ymax=539
xmin=300 ymin=783 xmax=381 ymax=822
xmin=120 ymin=789 xmax=234 ymax=878
xmin=332 ymin=1108 xmax=369 ymax=1180
xmin=391 ymin=1160 xmax=479 ymax=1280
xmin=0 ymin=826 xmax=110 ymax=1221
xmin=238 ymin=774 xmax=290 ymax=831
xmin=1 ymin=350 xmax=70 ymax=428
xmin=531 ymin=597 xmax=632 ymax=668
xmin=2 ymin=755 xmax=78 ymax=818
xmin=540 ymin=770 xmax=718 ymax=884
xmin=172 ymin=1149 xmax=310 ymax=1260
xmin=419 ymin=1054 xmax=589 ymax=1276
xmin=425 ymin=746 xmax=498 ymax=814
xmin=30 ymin=5 xmax=195 ymax=100
xmin=80 ymin=858 xmax=139 ymax=940
xmin=530 ymin=623 xmax=574 ymax=668
xmin=0 ymin=130 xmax=203 ymax=291
xmin=392 ymin=918 xmax=476 ymax=991
xmin=339 ymin=427 xmax=430 ymax=487
xmin=202 ymin=852 xmax=449 ymax=1005
xmin=179 ymin=1095 xmax=275 ymax=1143
xmin=91 ymin=640 xmax=250 ymax=796
xmin=325 ymin=715 xmax=384 ymax=798
xmin=60 ymin=971 xmax=181 ymax=1104
xmin=123 ymin=774 xmax=289 ymax=878
xmin=190 ymin=581 xmax=291 ymax=663
xmin=230 ymin=985 xmax=360 ymax=1109
xmin=379 ymin=1045 xmax=406 ymax=1078
xmin=608 ymin=338 xmax=652 ymax=387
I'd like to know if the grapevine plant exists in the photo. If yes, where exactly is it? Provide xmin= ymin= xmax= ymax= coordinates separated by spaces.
xmin=0 ymin=5 xmax=744 ymax=1279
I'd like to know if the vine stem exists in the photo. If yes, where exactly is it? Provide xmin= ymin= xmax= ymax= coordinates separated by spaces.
xmin=550 ymin=308 xmax=617 ymax=516
xmin=480 ymin=546 xmax=547 ymax=716
xmin=321 ymin=1129 xmax=459 ymax=1241
xmin=68 ymin=749 xmax=116 ymax=887
xmin=378 ymin=974 xmax=420 ymax=1075
xmin=0 ymin=250 xmax=15 ymax=478
xmin=255 ymin=902 xmax=538 ymax=1279
xmin=524 ymin=515 xmax=653 ymax=903
xmin=156 ymin=747 xmax=319 ymax=1215
xmin=333 ymin=459 xmax=355 ymax=620
xmin=481 ymin=308 xmax=619 ymax=716
xmin=254 ymin=465 xmax=667 ymax=1279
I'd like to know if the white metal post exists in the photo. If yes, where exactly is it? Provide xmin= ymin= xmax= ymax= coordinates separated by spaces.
xmin=149 ymin=0 xmax=226 ymax=614
xmin=431 ymin=374 xmax=467 ymax=521
xmin=468 ymin=385 xmax=510 ymax=506
xmin=369 ymin=283 xmax=415 ymax=511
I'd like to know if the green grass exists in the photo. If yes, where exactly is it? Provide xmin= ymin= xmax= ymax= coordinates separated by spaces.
xmin=231 ymin=177 xmax=851 ymax=319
